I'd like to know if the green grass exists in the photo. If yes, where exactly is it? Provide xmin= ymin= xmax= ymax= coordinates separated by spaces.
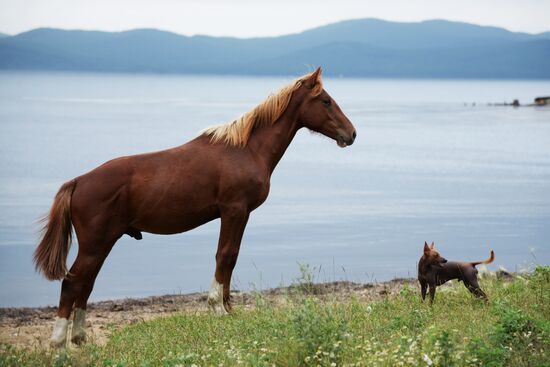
xmin=2 ymin=266 xmax=549 ymax=367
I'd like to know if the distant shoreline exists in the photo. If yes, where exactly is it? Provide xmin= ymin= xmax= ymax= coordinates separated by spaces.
xmin=1 ymin=69 xmax=550 ymax=81
xmin=2 ymin=19 xmax=549 ymax=79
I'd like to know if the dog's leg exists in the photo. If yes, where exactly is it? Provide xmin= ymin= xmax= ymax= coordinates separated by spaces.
xmin=464 ymin=279 xmax=488 ymax=301
xmin=429 ymin=284 xmax=436 ymax=303
xmin=420 ymin=280 xmax=428 ymax=301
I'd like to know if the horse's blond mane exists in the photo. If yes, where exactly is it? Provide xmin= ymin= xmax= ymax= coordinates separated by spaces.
xmin=202 ymin=71 xmax=323 ymax=147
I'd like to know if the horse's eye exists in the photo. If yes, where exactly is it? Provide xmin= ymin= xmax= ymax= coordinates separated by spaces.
xmin=322 ymin=99 xmax=331 ymax=106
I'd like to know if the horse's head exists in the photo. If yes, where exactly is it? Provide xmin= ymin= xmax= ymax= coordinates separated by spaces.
xmin=295 ymin=67 xmax=357 ymax=147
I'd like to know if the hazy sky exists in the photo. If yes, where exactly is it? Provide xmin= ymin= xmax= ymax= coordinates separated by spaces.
xmin=1 ymin=0 xmax=549 ymax=37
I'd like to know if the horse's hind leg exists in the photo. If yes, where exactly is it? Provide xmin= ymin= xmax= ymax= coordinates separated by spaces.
xmin=50 ymin=237 xmax=117 ymax=347
xmin=50 ymin=250 xmax=106 ymax=347
xmin=70 ymin=246 xmax=113 ymax=345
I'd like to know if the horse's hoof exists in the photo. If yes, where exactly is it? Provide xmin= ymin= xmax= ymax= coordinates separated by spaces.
xmin=71 ymin=332 xmax=86 ymax=345
xmin=207 ymin=279 xmax=228 ymax=315
xmin=50 ymin=337 xmax=67 ymax=348
xmin=224 ymin=302 xmax=233 ymax=313
xmin=208 ymin=301 xmax=229 ymax=315
xmin=71 ymin=308 xmax=87 ymax=345
xmin=211 ymin=305 xmax=228 ymax=315
xmin=50 ymin=317 xmax=69 ymax=348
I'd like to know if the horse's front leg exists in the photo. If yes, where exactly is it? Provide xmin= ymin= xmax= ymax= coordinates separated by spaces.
xmin=208 ymin=204 xmax=249 ymax=314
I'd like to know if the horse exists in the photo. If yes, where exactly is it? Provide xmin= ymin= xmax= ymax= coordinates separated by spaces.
xmin=34 ymin=67 xmax=357 ymax=347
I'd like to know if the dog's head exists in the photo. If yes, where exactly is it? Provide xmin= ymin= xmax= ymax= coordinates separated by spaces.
xmin=422 ymin=241 xmax=448 ymax=268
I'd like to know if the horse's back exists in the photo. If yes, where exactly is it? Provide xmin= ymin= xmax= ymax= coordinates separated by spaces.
xmin=70 ymin=135 xmax=270 ymax=237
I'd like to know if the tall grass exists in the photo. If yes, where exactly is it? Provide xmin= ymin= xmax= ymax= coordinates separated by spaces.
xmin=1 ymin=266 xmax=549 ymax=366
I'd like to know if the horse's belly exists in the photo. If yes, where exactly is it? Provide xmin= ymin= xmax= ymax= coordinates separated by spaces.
xmin=132 ymin=205 xmax=220 ymax=235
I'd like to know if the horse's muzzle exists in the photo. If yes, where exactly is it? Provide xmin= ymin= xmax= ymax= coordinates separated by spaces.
xmin=337 ymin=130 xmax=356 ymax=148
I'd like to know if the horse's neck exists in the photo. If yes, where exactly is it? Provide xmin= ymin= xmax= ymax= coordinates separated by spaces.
xmin=247 ymin=114 xmax=300 ymax=174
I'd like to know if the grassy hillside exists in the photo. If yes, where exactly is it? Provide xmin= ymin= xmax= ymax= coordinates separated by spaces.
xmin=1 ymin=266 xmax=549 ymax=366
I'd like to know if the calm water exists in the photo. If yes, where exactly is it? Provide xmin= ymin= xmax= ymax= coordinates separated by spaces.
xmin=1 ymin=72 xmax=549 ymax=307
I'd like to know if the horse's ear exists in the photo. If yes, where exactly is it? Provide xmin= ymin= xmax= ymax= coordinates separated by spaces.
xmin=305 ymin=67 xmax=322 ymax=89
xmin=430 ymin=241 xmax=435 ymax=249
xmin=424 ymin=242 xmax=430 ymax=254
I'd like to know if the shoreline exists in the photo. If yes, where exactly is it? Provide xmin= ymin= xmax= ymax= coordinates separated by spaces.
xmin=0 ymin=278 xmax=418 ymax=348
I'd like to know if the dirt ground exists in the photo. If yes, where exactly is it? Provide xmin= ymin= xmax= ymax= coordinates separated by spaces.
xmin=0 ymin=279 xmax=417 ymax=349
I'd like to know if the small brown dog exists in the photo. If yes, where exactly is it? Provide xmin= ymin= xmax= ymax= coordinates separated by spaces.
xmin=418 ymin=241 xmax=494 ymax=302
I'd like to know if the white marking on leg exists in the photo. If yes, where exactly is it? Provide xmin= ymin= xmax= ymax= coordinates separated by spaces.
xmin=71 ymin=308 xmax=87 ymax=344
xmin=50 ymin=317 xmax=69 ymax=348
xmin=207 ymin=278 xmax=228 ymax=315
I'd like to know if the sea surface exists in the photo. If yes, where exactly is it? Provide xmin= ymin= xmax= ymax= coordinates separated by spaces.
xmin=0 ymin=72 xmax=549 ymax=307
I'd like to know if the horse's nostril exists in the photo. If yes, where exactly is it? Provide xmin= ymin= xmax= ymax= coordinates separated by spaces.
xmin=352 ymin=131 xmax=357 ymax=140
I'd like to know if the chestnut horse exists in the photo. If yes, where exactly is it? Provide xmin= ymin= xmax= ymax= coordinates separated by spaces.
xmin=34 ymin=67 xmax=356 ymax=347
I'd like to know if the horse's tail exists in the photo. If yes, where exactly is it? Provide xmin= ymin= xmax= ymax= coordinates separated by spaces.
xmin=33 ymin=180 xmax=77 ymax=281
xmin=471 ymin=250 xmax=495 ymax=267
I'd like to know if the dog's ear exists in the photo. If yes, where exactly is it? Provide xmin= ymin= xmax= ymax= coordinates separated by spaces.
xmin=430 ymin=241 xmax=435 ymax=249
xmin=424 ymin=242 xmax=430 ymax=254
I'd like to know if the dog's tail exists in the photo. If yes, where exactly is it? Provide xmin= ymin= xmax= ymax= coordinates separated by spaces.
xmin=471 ymin=250 xmax=495 ymax=267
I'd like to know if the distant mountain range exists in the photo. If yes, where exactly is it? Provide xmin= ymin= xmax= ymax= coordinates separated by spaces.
xmin=1 ymin=19 xmax=549 ymax=78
